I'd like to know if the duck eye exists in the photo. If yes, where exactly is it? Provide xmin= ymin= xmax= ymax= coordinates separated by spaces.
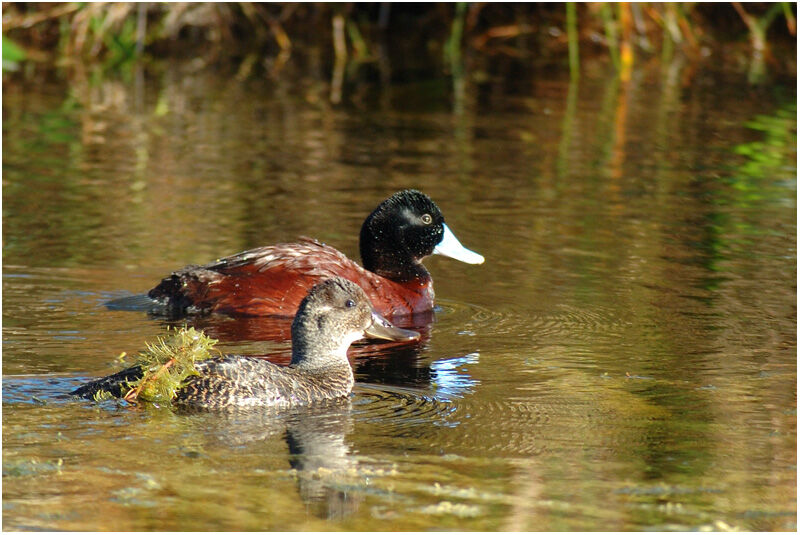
xmin=345 ymin=299 xmax=356 ymax=308
xmin=421 ymin=213 xmax=433 ymax=225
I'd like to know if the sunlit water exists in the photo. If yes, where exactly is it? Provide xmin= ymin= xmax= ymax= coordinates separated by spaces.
xmin=3 ymin=58 xmax=796 ymax=531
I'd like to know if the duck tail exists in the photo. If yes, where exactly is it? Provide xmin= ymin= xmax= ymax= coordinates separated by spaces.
xmin=105 ymin=293 xmax=163 ymax=312
xmin=70 ymin=365 xmax=144 ymax=400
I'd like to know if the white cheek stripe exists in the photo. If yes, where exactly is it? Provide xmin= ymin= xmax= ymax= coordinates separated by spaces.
xmin=433 ymin=224 xmax=484 ymax=264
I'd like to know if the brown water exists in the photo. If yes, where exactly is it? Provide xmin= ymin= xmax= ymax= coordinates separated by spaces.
xmin=3 ymin=59 xmax=796 ymax=531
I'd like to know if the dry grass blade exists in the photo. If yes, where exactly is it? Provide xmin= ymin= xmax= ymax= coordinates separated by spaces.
xmin=2 ymin=3 xmax=81 ymax=31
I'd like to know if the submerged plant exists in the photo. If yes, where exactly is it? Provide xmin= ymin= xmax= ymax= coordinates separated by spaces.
xmin=106 ymin=326 xmax=220 ymax=404
xmin=92 ymin=389 xmax=115 ymax=402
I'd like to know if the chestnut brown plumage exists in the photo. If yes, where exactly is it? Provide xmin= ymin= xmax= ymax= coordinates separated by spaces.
xmin=118 ymin=190 xmax=483 ymax=318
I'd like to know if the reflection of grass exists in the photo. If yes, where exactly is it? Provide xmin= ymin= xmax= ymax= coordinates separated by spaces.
xmin=707 ymin=104 xmax=796 ymax=266
xmin=36 ymin=107 xmax=81 ymax=145
xmin=733 ymin=104 xmax=797 ymax=187
xmin=720 ymin=103 xmax=798 ymax=210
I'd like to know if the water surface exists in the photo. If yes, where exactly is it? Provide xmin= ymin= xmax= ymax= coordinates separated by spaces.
xmin=3 ymin=60 xmax=796 ymax=530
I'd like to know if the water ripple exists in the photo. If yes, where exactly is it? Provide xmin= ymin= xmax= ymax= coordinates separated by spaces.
xmin=353 ymin=383 xmax=461 ymax=432
xmin=2 ymin=375 xmax=80 ymax=405
xmin=437 ymin=298 xmax=631 ymax=344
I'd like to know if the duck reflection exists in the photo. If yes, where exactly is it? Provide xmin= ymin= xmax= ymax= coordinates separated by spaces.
xmin=166 ymin=346 xmax=478 ymax=521
xmin=181 ymin=399 xmax=361 ymax=520
xmin=284 ymin=401 xmax=361 ymax=520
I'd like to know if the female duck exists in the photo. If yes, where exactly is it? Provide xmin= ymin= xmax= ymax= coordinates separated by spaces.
xmin=74 ymin=278 xmax=419 ymax=409
xmin=138 ymin=190 xmax=483 ymax=318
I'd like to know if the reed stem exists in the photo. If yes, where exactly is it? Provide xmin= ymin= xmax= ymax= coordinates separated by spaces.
xmin=566 ymin=2 xmax=580 ymax=80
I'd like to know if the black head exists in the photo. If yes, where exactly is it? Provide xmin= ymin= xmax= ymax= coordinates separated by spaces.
xmin=290 ymin=277 xmax=418 ymax=368
xmin=359 ymin=190 xmax=483 ymax=282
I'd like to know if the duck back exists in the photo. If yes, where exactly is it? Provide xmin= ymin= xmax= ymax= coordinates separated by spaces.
xmin=148 ymin=238 xmax=434 ymax=318
xmin=174 ymin=355 xmax=354 ymax=409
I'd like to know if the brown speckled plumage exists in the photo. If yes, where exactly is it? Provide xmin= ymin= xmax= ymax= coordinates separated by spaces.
xmin=73 ymin=278 xmax=418 ymax=409
xmin=174 ymin=356 xmax=353 ymax=409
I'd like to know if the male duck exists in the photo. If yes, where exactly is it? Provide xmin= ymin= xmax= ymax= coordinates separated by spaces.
xmin=126 ymin=190 xmax=483 ymax=318
xmin=74 ymin=278 xmax=419 ymax=409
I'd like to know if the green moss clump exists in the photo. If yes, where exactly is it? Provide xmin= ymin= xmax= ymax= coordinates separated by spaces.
xmin=123 ymin=326 xmax=219 ymax=404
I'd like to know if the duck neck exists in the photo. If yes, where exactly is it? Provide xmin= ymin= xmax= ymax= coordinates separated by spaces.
xmin=365 ymin=254 xmax=431 ymax=284
xmin=289 ymin=350 xmax=354 ymax=403
xmin=289 ymin=323 xmax=357 ymax=374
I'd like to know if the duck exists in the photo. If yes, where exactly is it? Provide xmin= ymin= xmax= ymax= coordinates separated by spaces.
xmin=73 ymin=277 xmax=420 ymax=409
xmin=111 ymin=190 xmax=483 ymax=318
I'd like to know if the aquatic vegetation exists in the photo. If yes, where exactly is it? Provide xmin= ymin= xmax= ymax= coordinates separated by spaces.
xmin=98 ymin=326 xmax=220 ymax=404
xmin=91 ymin=389 xmax=115 ymax=403
xmin=2 ymin=3 xmax=795 ymax=82
xmin=2 ymin=35 xmax=27 ymax=71
xmin=733 ymin=2 xmax=797 ymax=83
